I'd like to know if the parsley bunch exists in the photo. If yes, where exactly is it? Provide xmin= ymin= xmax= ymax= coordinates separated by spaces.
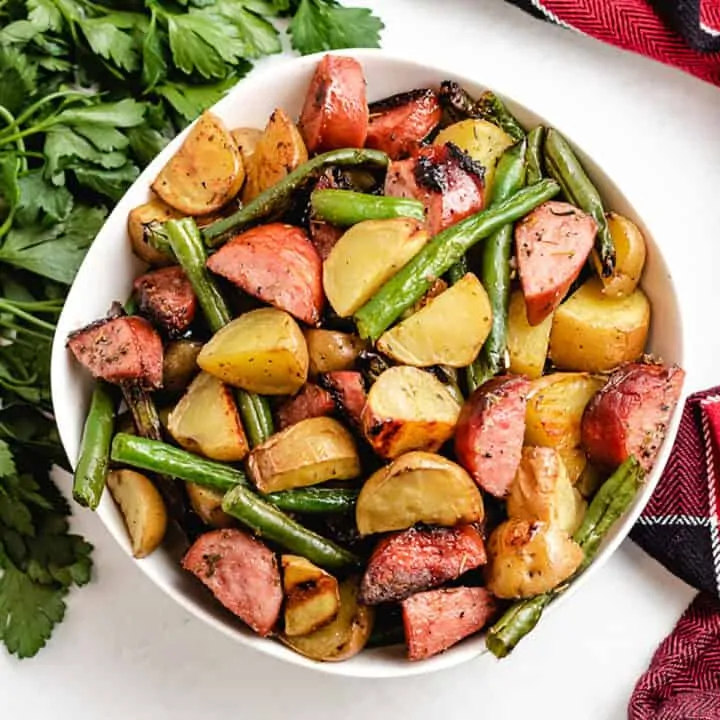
xmin=0 ymin=0 xmax=382 ymax=659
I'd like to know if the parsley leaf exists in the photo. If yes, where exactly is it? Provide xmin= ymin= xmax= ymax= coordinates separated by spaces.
xmin=157 ymin=76 xmax=242 ymax=121
xmin=16 ymin=172 xmax=74 ymax=226
xmin=78 ymin=17 xmax=139 ymax=73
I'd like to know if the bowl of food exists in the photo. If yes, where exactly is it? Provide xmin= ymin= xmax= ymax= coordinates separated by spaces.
xmin=51 ymin=49 xmax=686 ymax=678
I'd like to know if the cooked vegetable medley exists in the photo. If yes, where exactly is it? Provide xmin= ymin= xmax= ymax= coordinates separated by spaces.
xmin=67 ymin=55 xmax=685 ymax=663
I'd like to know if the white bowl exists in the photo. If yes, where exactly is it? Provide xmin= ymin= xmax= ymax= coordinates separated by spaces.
xmin=51 ymin=49 xmax=685 ymax=678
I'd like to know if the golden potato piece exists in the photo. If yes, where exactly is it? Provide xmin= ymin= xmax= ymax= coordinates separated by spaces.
xmin=356 ymin=451 xmax=484 ymax=536
xmin=231 ymin=126 xmax=262 ymax=167
xmin=507 ymin=289 xmax=553 ymax=379
xmin=549 ymin=277 xmax=650 ymax=373
xmin=162 ymin=339 xmax=203 ymax=396
xmin=525 ymin=372 xmax=605 ymax=450
xmin=558 ymin=446 xmax=588 ymax=485
xmin=152 ymin=111 xmax=245 ymax=215
xmin=281 ymin=576 xmax=373 ymax=661
xmin=485 ymin=518 xmax=583 ymax=598
xmin=127 ymin=198 xmax=179 ymax=266
xmin=304 ymin=329 xmax=367 ymax=377
xmin=198 ymin=308 xmax=308 ymax=395
xmin=282 ymin=555 xmax=340 ymax=637
xmin=377 ymin=273 xmax=492 ymax=368
xmin=362 ymin=366 xmax=461 ymax=459
xmin=107 ymin=469 xmax=167 ymax=558
xmin=593 ymin=213 xmax=647 ymax=298
xmin=247 ymin=417 xmax=361 ymax=493
xmin=186 ymin=483 xmax=234 ymax=528
xmin=168 ymin=372 xmax=249 ymax=462
xmin=242 ymin=109 xmax=308 ymax=203
xmin=323 ymin=218 xmax=429 ymax=317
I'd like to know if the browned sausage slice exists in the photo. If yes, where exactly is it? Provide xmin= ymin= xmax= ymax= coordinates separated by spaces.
xmin=360 ymin=525 xmax=487 ymax=605
xmin=515 ymin=201 xmax=597 ymax=326
xmin=207 ymin=223 xmax=324 ymax=326
xmin=298 ymin=55 xmax=368 ymax=154
xmin=402 ymin=586 xmax=497 ymax=661
xmin=582 ymin=362 xmax=685 ymax=471
xmin=276 ymin=383 xmax=336 ymax=430
xmin=319 ymin=370 xmax=367 ymax=428
xmin=67 ymin=315 xmax=163 ymax=389
xmin=454 ymin=375 xmax=531 ymax=497
xmin=182 ymin=528 xmax=282 ymax=637
xmin=133 ymin=266 xmax=197 ymax=336
xmin=366 ymin=89 xmax=442 ymax=160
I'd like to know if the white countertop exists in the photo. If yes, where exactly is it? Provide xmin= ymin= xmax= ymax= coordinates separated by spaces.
xmin=3 ymin=1 xmax=720 ymax=718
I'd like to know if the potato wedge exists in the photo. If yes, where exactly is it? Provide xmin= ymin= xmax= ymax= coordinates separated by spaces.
xmin=168 ymin=372 xmax=249 ymax=462
xmin=281 ymin=576 xmax=373 ymax=662
xmin=356 ymin=451 xmax=484 ymax=535
xmin=377 ymin=273 xmax=492 ymax=367
xmin=247 ymin=416 xmax=361 ymax=493
xmin=107 ymin=469 xmax=167 ymax=558
xmin=576 ymin=462 xmax=605 ymax=498
xmin=507 ymin=447 xmax=586 ymax=535
xmin=323 ymin=218 xmax=429 ymax=317
xmin=162 ymin=339 xmax=203 ymax=396
xmin=593 ymin=213 xmax=647 ymax=298
xmin=433 ymin=118 xmax=513 ymax=192
xmin=152 ymin=111 xmax=244 ymax=215
xmin=557 ymin=446 xmax=588 ymax=485
xmin=305 ymin=329 xmax=367 ymax=377
xmin=231 ymin=126 xmax=262 ymax=166
xmin=485 ymin=519 xmax=583 ymax=598
xmin=507 ymin=289 xmax=553 ymax=379
xmin=198 ymin=308 xmax=308 ymax=395
xmin=549 ymin=278 xmax=650 ymax=373
xmin=186 ymin=483 xmax=234 ymax=528
xmin=282 ymin=555 xmax=340 ymax=637
xmin=127 ymin=198 xmax=179 ymax=266
xmin=362 ymin=366 xmax=461 ymax=459
xmin=242 ymin=109 xmax=308 ymax=203
xmin=525 ymin=372 xmax=605 ymax=449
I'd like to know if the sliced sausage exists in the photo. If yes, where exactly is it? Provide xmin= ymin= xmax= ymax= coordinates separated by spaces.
xmin=276 ymin=383 xmax=336 ymax=430
xmin=360 ymin=525 xmax=487 ymax=605
xmin=402 ymin=586 xmax=497 ymax=661
xmin=455 ymin=375 xmax=531 ymax=497
xmin=182 ymin=528 xmax=282 ymax=637
xmin=384 ymin=144 xmax=485 ymax=236
xmin=298 ymin=55 xmax=368 ymax=154
xmin=319 ymin=370 xmax=367 ymax=428
xmin=133 ymin=266 xmax=197 ymax=336
xmin=582 ymin=362 xmax=685 ymax=471
xmin=207 ymin=223 xmax=324 ymax=326
xmin=515 ymin=201 xmax=597 ymax=326
xmin=67 ymin=315 xmax=163 ymax=390
xmin=367 ymin=89 xmax=442 ymax=160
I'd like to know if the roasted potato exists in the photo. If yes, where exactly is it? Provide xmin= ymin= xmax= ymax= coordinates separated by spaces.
xmin=576 ymin=462 xmax=606 ymax=498
xmin=247 ymin=416 xmax=361 ymax=493
xmin=356 ymin=451 xmax=484 ymax=535
xmin=507 ymin=289 xmax=553 ymax=379
xmin=152 ymin=111 xmax=245 ymax=215
xmin=281 ymin=576 xmax=373 ymax=662
xmin=186 ymin=483 xmax=235 ymax=528
xmin=323 ymin=218 xmax=429 ymax=317
xmin=362 ymin=366 xmax=461 ymax=459
xmin=305 ymin=329 xmax=367 ymax=377
xmin=127 ymin=198 xmax=179 ymax=266
xmin=433 ymin=118 xmax=513 ymax=191
xmin=549 ymin=278 xmax=651 ymax=373
xmin=162 ymin=339 xmax=203 ymax=396
xmin=376 ymin=273 xmax=492 ymax=367
xmin=485 ymin=519 xmax=583 ymax=598
xmin=231 ymin=126 xmax=262 ymax=166
xmin=594 ymin=213 xmax=647 ymax=298
xmin=242 ymin=109 xmax=308 ymax=203
xmin=282 ymin=555 xmax=340 ymax=637
xmin=198 ymin=308 xmax=308 ymax=395
xmin=168 ymin=372 xmax=249 ymax=462
xmin=507 ymin=447 xmax=586 ymax=535
xmin=525 ymin=372 xmax=604 ymax=450
xmin=558 ymin=446 xmax=588 ymax=485
xmin=107 ymin=469 xmax=167 ymax=558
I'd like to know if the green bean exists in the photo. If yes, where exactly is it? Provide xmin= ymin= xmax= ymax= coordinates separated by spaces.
xmin=467 ymin=138 xmax=528 ymax=392
xmin=203 ymin=148 xmax=389 ymax=246
xmin=446 ymin=256 xmax=468 ymax=285
xmin=485 ymin=595 xmax=551 ymax=659
xmin=353 ymin=179 xmax=560 ymax=342
xmin=72 ymin=382 xmax=116 ymax=509
xmin=543 ymin=128 xmax=615 ymax=277
xmin=266 ymin=488 xmax=359 ymax=515
xmin=525 ymin=126 xmax=545 ymax=185
xmin=164 ymin=218 xmax=274 ymax=446
xmin=476 ymin=91 xmax=526 ymax=142
xmin=311 ymin=189 xmax=425 ymax=226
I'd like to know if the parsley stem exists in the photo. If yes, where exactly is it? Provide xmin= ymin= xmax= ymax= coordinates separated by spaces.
xmin=11 ymin=90 xmax=92 ymax=130
xmin=0 ymin=301 xmax=58 ymax=333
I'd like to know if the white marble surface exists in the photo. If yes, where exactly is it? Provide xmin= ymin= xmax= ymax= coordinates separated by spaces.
xmin=3 ymin=0 xmax=720 ymax=717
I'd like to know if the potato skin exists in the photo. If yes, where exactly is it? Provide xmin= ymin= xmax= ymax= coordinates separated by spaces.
xmin=305 ymin=329 xmax=366 ymax=377
xmin=162 ymin=339 xmax=203 ymax=396
xmin=595 ymin=213 xmax=647 ymax=298
xmin=127 ymin=198 xmax=179 ymax=266
xmin=485 ymin=519 xmax=583 ymax=598
xmin=186 ymin=483 xmax=235 ymax=529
